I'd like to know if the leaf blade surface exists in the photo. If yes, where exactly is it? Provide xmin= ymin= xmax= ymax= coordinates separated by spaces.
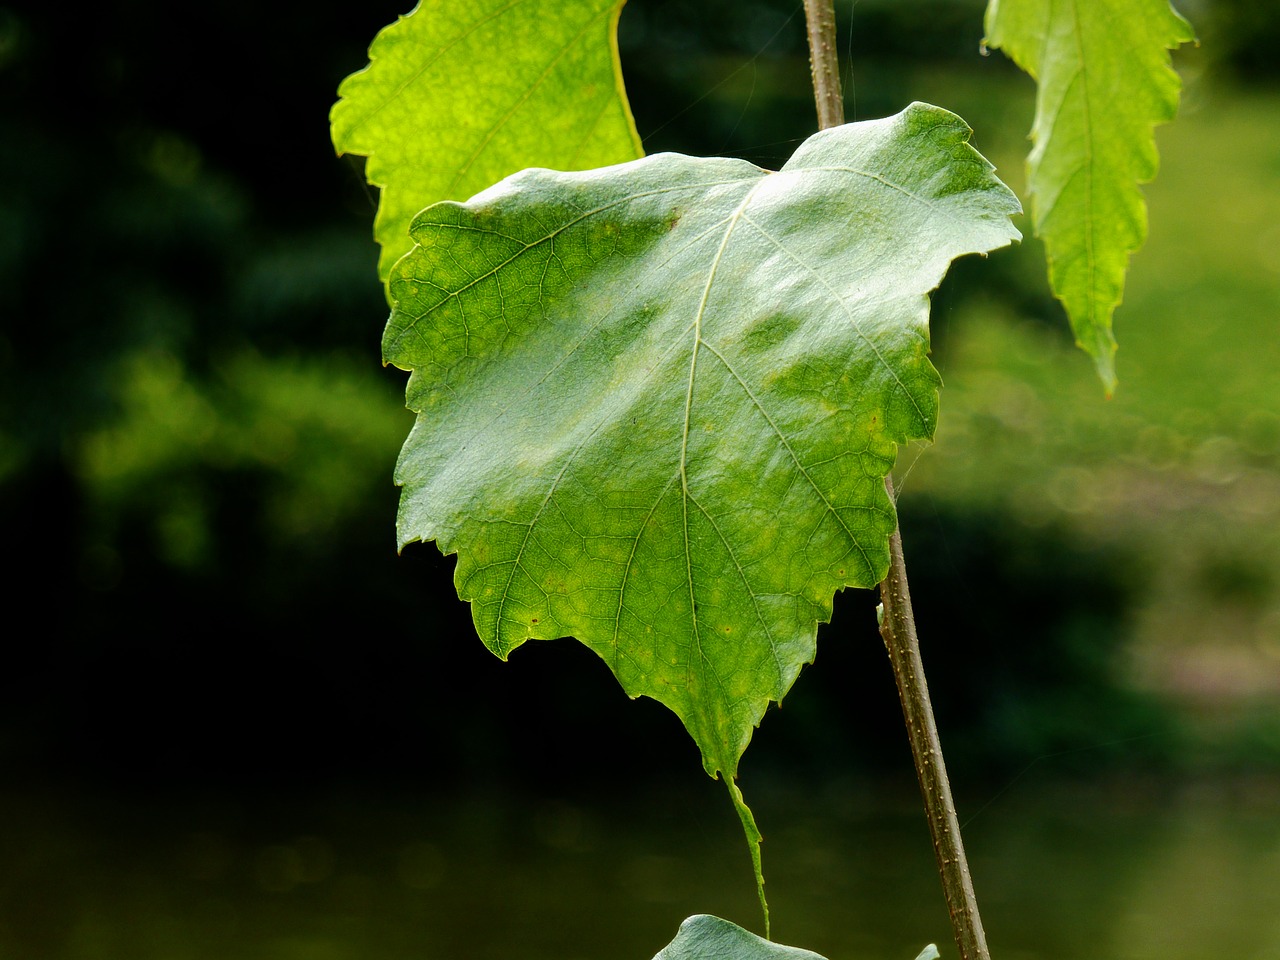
xmin=331 ymin=0 xmax=643 ymax=281
xmin=387 ymin=103 xmax=1020 ymax=778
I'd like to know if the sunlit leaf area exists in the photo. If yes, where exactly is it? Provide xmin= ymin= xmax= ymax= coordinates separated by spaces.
xmin=384 ymin=106 xmax=1019 ymax=782
xmin=2 ymin=0 xmax=1278 ymax=958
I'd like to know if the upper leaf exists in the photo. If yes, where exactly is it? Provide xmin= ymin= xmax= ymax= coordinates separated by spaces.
xmin=386 ymin=103 xmax=1020 ymax=779
xmin=331 ymin=0 xmax=643 ymax=282
xmin=984 ymin=0 xmax=1194 ymax=392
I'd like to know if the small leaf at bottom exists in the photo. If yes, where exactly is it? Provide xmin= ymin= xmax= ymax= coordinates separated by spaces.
xmin=653 ymin=915 xmax=828 ymax=960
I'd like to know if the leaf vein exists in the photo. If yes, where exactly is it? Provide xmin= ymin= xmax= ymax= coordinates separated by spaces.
xmin=740 ymin=213 xmax=929 ymax=430
xmin=687 ymin=493 xmax=785 ymax=691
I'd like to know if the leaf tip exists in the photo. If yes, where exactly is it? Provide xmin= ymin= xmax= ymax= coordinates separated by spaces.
xmin=1168 ymin=3 xmax=1198 ymax=45
xmin=1086 ymin=344 xmax=1118 ymax=397
xmin=726 ymin=778 xmax=769 ymax=939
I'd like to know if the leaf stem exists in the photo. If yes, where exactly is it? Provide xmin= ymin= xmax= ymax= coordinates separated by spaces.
xmin=727 ymin=777 xmax=770 ymax=940
xmin=879 ymin=478 xmax=991 ymax=960
xmin=800 ymin=3 xmax=993 ymax=958
xmin=802 ymin=0 xmax=845 ymax=130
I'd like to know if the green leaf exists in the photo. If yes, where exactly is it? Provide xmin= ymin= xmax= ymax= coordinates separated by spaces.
xmin=652 ymin=916 xmax=939 ymax=960
xmin=652 ymin=915 xmax=828 ymax=960
xmin=727 ymin=777 xmax=769 ymax=937
xmin=984 ymin=0 xmax=1194 ymax=392
xmin=330 ymin=0 xmax=643 ymax=283
xmin=386 ymin=103 xmax=1020 ymax=780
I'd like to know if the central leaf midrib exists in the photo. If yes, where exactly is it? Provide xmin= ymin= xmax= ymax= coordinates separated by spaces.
xmin=680 ymin=183 xmax=756 ymax=696
xmin=1066 ymin=0 xmax=1098 ymax=328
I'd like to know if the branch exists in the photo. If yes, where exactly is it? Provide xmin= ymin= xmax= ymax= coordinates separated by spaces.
xmin=879 ymin=478 xmax=991 ymax=960
xmin=800 ymin=4 xmax=993 ymax=957
xmin=803 ymin=0 xmax=845 ymax=129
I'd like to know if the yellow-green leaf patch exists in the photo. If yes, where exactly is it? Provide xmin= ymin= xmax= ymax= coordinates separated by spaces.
xmin=331 ymin=0 xmax=643 ymax=282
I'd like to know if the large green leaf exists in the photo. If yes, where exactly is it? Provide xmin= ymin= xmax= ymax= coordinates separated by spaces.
xmin=386 ymin=102 xmax=1020 ymax=780
xmin=331 ymin=0 xmax=643 ymax=281
xmin=984 ymin=0 xmax=1194 ymax=392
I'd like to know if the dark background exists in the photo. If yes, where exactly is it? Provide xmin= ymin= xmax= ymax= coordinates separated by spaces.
xmin=1 ymin=0 xmax=1271 ymax=802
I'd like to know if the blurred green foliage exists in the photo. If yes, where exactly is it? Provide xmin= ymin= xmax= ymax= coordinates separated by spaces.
xmin=2 ymin=0 xmax=1278 ymax=791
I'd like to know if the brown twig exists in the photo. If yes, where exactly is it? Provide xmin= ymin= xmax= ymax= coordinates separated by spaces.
xmin=879 ymin=479 xmax=991 ymax=960
xmin=802 ymin=0 xmax=845 ymax=129
xmin=800 ymin=4 xmax=993 ymax=957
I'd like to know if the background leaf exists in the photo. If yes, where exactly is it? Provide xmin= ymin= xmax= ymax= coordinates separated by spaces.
xmin=984 ymin=0 xmax=1195 ymax=392
xmin=385 ymin=103 xmax=1019 ymax=780
xmin=330 ymin=0 xmax=643 ymax=282
xmin=652 ymin=915 xmax=828 ymax=960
